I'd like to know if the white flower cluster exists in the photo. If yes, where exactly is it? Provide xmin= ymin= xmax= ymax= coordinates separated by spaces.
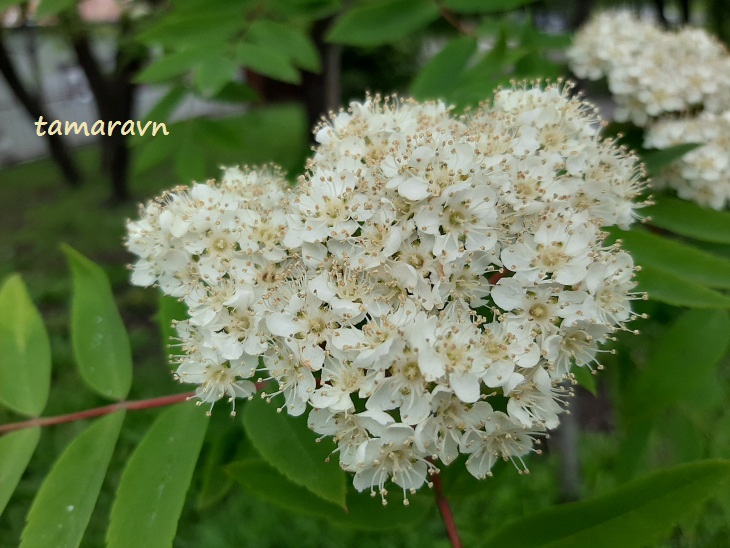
xmin=568 ymin=11 xmax=730 ymax=125
xmin=127 ymin=83 xmax=645 ymax=503
xmin=645 ymin=112 xmax=730 ymax=210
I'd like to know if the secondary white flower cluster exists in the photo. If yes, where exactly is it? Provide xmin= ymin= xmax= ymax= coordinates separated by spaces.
xmin=645 ymin=112 xmax=730 ymax=210
xmin=568 ymin=11 xmax=730 ymax=125
xmin=127 ymin=83 xmax=645 ymax=503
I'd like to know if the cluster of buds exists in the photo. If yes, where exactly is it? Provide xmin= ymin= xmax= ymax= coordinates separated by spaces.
xmin=127 ymin=83 xmax=645 ymax=503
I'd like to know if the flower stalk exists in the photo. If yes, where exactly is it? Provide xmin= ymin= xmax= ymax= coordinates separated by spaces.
xmin=0 ymin=391 xmax=195 ymax=435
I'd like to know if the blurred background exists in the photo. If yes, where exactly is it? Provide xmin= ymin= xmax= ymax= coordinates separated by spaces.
xmin=1 ymin=1 xmax=729 ymax=546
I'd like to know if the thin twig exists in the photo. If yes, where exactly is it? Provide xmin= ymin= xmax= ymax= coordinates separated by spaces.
xmin=0 ymin=391 xmax=196 ymax=435
xmin=433 ymin=471 xmax=462 ymax=548
xmin=437 ymin=4 xmax=473 ymax=36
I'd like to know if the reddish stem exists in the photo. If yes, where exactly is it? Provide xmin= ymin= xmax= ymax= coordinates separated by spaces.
xmin=0 ymin=391 xmax=196 ymax=435
xmin=433 ymin=472 xmax=462 ymax=548
xmin=438 ymin=6 xmax=472 ymax=36
xmin=488 ymin=270 xmax=507 ymax=285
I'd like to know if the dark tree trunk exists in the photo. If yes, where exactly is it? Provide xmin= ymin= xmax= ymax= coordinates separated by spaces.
xmin=653 ymin=0 xmax=669 ymax=28
xmin=301 ymin=17 xmax=342 ymax=137
xmin=568 ymin=0 xmax=594 ymax=31
xmin=710 ymin=0 xmax=730 ymax=44
xmin=63 ymin=14 xmax=144 ymax=203
xmin=679 ymin=0 xmax=691 ymax=23
xmin=0 ymin=29 xmax=82 ymax=186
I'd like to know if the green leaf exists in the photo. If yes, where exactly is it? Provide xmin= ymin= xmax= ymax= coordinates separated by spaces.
xmin=646 ymin=195 xmax=730 ymax=244
xmin=613 ymin=228 xmax=730 ymax=289
xmin=481 ymin=460 xmax=730 ymax=548
xmin=132 ymin=129 xmax=180 ymax=175
xmin=634 ymin=265 xmax=730 ymax=309
xmin=571 ymin=365 xmax=597 ymax=396
xmin=194 ymin=56 xmax=237 ymax=98
xmin=195 ymin=419 xmax=240 ymax=511
xmin=623 ymin=309 xmax=730 ymax=422
xmin=0 ymin=427 xmax=40 ymax=517
xmin=195 ymin=118 xmax=246 ymax=151
xmin=326 ymin=0 xmax=439 ymax=47
xmin=107 ymin=403 xmax=208 ymax=548
xmin=137 ymin=11 xmax=243 ymax=48
xmin=242 ymin=396 xmax=347 ymax=508
xmin=0 ymin=275 xmax=51 ymax=417
xmin=157 ymin=295 xmax=188 ymax=361
xmin=267 ymin=0 xmax=341 ymax=19
xmin=211 ymin=81 xmax=259 ymax=103
xmin=62 ymin=246 xmax=132 ymax=401
xmin=0 ymin=0 xmax=21 ymax=10
xmin=136 ymin=45 xmax=226 ymax=84
xmin=615 ymin=420 xmax=653 ymax=482
xmin=21 ymin=412 xmax=125 ymax=548
xmin=236 ymin=43 xmax=300 ymax=84
xmin=141 ymin=86 xmax=187 ymax=121
xmin=248 ymin=20 xmax=321 ymax=73
xmin=641 ymin=143 xmax=702 ymax=177
xmin=448 ymin=28 xmax=528 ymax=107
xmin=175 ymin=132 xmax=208 ymax=182
xmin=35 ymin=0 xmax=75 ymax=18
xmin=227 ymin=459 xmax=431 ymax=529
xmin=443 ymin=0 xmax=538 ymax=13
xmin=410 ymin=36 xmax=477 ymax=100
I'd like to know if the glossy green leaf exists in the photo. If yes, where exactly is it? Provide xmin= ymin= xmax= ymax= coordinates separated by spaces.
xmin=242 ymin=396 xmax=347 ymax=508
xmin=410 ymin=36 xmax=477 ymax=100
xmin=21 ymin=412 xmax=125 ymax=548
xmin=481 ymin=460 xmax=730 ymax=548
xmin=623 ymin=309 xmax=730 ymax=422
xmin=634 ymin=265 xmax=730 ymax=309
xmin=614 ymin=228 xmax=730 ymax=289
xmin=227 ymin=459 xmax=431 ymax=529
xmin=236 ymin=43 xmax=300 ymax=84
xmin=248 ymin=20 xmax=321 ymax=73
xmin=63 ymin=246 xmax=132 ymax=401
xmin=107 ymin=403 xmax=208 ymax=548
xmin=35 ymin=0 xmax=75 ymax=18
xmin=443 ymin=0 xmax=538 ymax=13
xmin=136 ymin=45 xmax=226 ymax=84
xmin=646 ymin=195 xmax=730 ymax=244
xmin=0 ymin=275 xmax=51 ymax=417
xmin=0 ymin=427 xmax=40 ymax=517
xmin=326 ymin=0 xmax=439 ymax=46
xmin=642 ymin=143 xmax=701 ymax=177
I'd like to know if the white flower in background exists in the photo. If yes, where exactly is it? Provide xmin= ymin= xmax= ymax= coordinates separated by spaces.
xmin=568 ymin=11 xmax=730 ymax=125
xmin=126 ymin=84 xmax=645 ymax=503
xmin=645 ymin=112 xmax=730 ymax=210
